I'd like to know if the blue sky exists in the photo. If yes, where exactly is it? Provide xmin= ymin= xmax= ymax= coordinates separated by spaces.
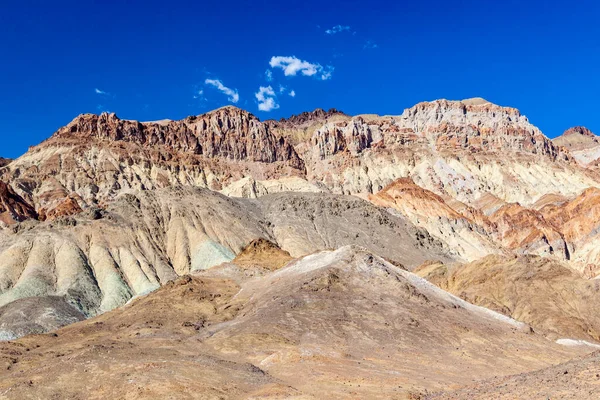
xmin=1 ymin=0 xmax=599 ymax=158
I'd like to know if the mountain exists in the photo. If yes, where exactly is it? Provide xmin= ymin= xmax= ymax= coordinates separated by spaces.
xmin=1 ymin=98 xmax=600 ymax=326
xmin=0 ymin=247 xmax=590 ymax=399
xmin=3 ymin=98 xmax=600 ymax=397
xmin=3 ymin=99 xmax=600 ymax=219
xmin=553 ymin=126 xmax=600 ymax=166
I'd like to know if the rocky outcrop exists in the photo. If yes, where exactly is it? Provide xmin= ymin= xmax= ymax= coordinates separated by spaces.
xmin=271 ymin=107 xmax=346 ymax=127
xmin=538 ymin=187 xmax=600 ymax=274
xmin=489 ymin=203 xmax=568 ymax=259
xmin=231 ymin=238 xmax=292 ymax=271
xmin=54 ymin=107 xmax=304 ymax=167
xmin=562 ymin=126 xmax=596 ymax=138
xmin=401 ymin=99 xmax=565 ymax=157
xmin=0 ymin=181 xmax=37 ymax=224
xmin=1 ymin=107 xmax=307 ymax=211
xmin=289 ymin=98 xmax=597 ymax=203
xmin=0 ymin=158 xmax=10 ymax=168
xmin=369 ymin=178 xmax=501 ymax=261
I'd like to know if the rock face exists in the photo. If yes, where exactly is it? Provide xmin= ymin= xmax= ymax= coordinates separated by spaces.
xmin=271 ymin=107 xmax=346 ymax=127
xmin=54 ymin=108 xmax=303 ymax=166
xmin=0 ymin=181 xmax=37 ymax=224
xmin=0 ymin=158 xmax=10 ymax=168
xmin=369 ymin=177 xmax=501 ymax=261
xmin=1 ymin=106 xmax=305 ymax=213
xmin=297 ymin=99 xmax=598 ymax=205
xmin=0 ymin=247 xmax=589 ymax=399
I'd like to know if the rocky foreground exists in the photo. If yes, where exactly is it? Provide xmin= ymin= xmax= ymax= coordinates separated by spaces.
xmin=1 ymin=246 xmax=594 ymax=399
xmin=2 ymin=98 xmax=600 ymax=398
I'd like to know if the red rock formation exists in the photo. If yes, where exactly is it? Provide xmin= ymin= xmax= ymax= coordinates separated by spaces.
xmin=38 ymin=196 xmax=83 ymax=221
xmin=489 ymin=203 xmax=567 ymax=257
xmin=0 ymin=181 xmax=37 ymax=224
xmin=563 ymin=126 xmax=596 ymax=138
xmin=53 ymin=107 xmax=304 ymax=168
xmin=272 ymin=108 xmax=346 ymax=127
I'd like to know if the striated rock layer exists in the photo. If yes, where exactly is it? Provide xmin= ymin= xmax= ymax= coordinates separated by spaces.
xmin=0 ymin=187 xmax=451 ymax=328
xmin=4 ymin=98 xmax=600 ymax=219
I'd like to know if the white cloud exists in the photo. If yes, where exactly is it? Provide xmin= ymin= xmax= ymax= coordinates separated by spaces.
xmin=278 ymin=84 xmax=286 ymax=94
xmin=204 ymin=79 xmax=239 ymax=103
xmin=95 ymin=88 xmax=109 ymax=95
xmin=364 ymin=40 xmax=378 ymax=49
xmin=193 ymin=89 xmax=204 ymax=100
xmin=269 ymin=56 xmax=333 ymax=80
xmin=255 ymin=86 xmax=279 ymax=112
xmin=289 ymin=90 xmax=296 ymax=97
xmin=265 ymin=69 xmax=273 ymax=82
xmin=325 ymin=25 xmax=350 ymax=35
xmin=320 ymin=66 xmax=334 ymax=81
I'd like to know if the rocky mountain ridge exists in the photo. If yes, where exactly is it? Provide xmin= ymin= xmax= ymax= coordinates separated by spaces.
xmin=2 ymin=98 xmax=600 ymax=272
xmin=3 ymin=98 xmax=597 ymax=214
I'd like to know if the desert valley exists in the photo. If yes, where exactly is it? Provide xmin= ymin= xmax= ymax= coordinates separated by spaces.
xmin=0 ymin=98 xmax=600 ymax=398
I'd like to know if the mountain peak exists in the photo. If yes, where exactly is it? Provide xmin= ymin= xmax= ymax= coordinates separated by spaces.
xmin=272 ymin=108 xmax=347 ymax=127
xmin=461 ymin=97 xmax=491 ymax=105
xmin=562 ymin=126 xmax=596 ymax=138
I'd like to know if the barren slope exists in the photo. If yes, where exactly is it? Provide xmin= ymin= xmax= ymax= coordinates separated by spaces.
xmin=0 ymin=247 xmax=589 ymax=399
xmin=0 ymin=188 xmax=451 ymax=338
xmin=429 ymin=351 xmax=600 ymax=400
xmin=416 ymin=254 xmax=600 ymax=341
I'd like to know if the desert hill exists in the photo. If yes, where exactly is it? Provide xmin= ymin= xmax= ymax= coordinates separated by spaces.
xmin=0 ymin=247 xmax=591 ymax=399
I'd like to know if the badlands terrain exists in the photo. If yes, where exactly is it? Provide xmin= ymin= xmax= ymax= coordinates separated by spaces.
xmin=2 ymin=98 xmax=600 ymax=398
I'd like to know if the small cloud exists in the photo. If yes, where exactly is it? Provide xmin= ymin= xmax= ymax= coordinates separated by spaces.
xmin=96 ymin=104 xmax=110 ymax=113
xmin=95 ymin=88 xmax=110 ymax=96
xmin=278 ymin=84 xmax=286 ymax=94
xmin=320 ymin=66 xmax=334 ymax=81
xmin=205 ymin=79 xmax=239 ymax=103
xmin=289 ymin=90 xmax=296 ymax=98
xmin=269 ymin=56 xmax=333 ymax=80
xmin=255 ymin=86 xmax=279 ymax=112
xmin=265 ymin=69 xmax=273 ymax=82
xmin=193 ymin=89 xmax=205 ymax=100
xmin=325 ymin=25 xmax=351 ymax=35
xmin=364 ymin=40 xmax=378 ymax=49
